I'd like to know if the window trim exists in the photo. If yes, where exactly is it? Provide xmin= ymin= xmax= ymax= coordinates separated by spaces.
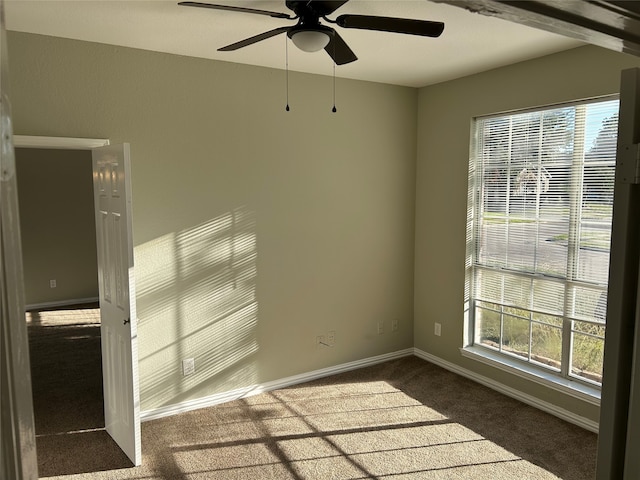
xmin=465 ymin=94 xmax=619 ymax=393
xmin=461 ymin=346 xmax=601 ymax=405
xmin=474 ymin=95 xmax=619 ymax=121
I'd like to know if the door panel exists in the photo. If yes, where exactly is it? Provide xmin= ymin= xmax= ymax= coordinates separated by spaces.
xmin=92 ymin=143 xmax=141 ymax=466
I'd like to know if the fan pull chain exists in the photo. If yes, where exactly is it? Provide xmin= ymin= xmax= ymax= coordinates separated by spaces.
xmin=332 ymin=61 xmax=337 ymax=113
xmin=285 ymin=35 xmax=290 ymax=112
xmin=332 ymin=35 xmax=337 ymax=113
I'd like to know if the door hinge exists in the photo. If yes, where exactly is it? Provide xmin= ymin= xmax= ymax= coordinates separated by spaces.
xmin=618 ymin=143 xmax=640 ymax=184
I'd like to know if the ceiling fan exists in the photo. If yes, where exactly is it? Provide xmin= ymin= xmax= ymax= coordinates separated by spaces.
xmin=178 ymin=0 xmax=445 ymax=65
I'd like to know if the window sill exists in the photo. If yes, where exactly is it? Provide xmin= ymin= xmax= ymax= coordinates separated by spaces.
xmin=460 ymin=346 xmax=601 ymax=406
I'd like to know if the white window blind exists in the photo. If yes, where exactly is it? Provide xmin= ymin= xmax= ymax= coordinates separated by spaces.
xmin=466 ymin=97 xmax=619 ymax=385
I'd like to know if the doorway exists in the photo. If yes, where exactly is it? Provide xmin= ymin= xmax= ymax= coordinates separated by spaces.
xmin=13 ymin=135 xmax=141 ymax=472
xmin=15 ymin=147 xmax=99 ymax=309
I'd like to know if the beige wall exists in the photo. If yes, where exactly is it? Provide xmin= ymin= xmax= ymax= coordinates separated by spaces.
xmin=415 ymin=44 xmax=640 ymax=424
xmin=13 ymin=31 xmax=635 ymax=422
xmin=8 ymin=32 xmax=417 ymax=411
xmin=15 ymin=147 xmax=98 ymax=307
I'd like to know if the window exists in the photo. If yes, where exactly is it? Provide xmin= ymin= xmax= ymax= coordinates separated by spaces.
xmin=466 ymin=97 xmax=619 ymax=387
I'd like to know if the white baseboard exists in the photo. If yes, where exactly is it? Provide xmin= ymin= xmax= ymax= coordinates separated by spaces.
xmin=413 ymin=348 xmax=599 ymax=433
xmin=140 ymin=348 xmax=415 ymax=422
xmin=25 ymin=297 xmax=99 ymax=311
xmin=140 ymin=346 xmax=599 ymax=433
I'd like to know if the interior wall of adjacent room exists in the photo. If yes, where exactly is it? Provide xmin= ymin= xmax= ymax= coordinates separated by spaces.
xmin=15 ymin=147 xmax=98 ymax=307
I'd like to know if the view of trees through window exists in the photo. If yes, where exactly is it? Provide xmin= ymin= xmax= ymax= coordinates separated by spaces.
xmin=467 ymin=97 xmax=619 ymax=385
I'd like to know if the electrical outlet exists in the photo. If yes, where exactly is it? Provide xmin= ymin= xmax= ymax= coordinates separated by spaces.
xmin=182 ymin=358 xmax=195 ymax=376
xmin=49 ymin=279 xmax=57 ymax=288
xmin=377 ymin=320 xmax=384 ymax=335
xmin=434 ymin=323 xmax=442 ymax=337
xmin=392 ymin=319 xmax=399 ymax=332
xmin=327 ymin=330 xmax=336 ymax=346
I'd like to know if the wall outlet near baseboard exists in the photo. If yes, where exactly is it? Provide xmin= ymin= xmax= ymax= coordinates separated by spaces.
xmin=392 ymin=319 xmax=399 ymax=332
xmin=434 ymin=323 xmax=442 ymax=336
xmin=327 ymin=330 xmax=336 ymax=346
xmin=377 ymin=320 xmax=384 ymax=335
xmin=49 ymin=279 xmax=57 ymax=288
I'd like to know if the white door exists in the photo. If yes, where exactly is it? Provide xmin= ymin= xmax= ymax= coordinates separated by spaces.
xmin=92 ymin=143 xmax=141 ymax=466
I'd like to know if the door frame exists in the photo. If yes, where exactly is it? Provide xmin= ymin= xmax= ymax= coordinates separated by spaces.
xmin=13 ymin=136 xmax=109 ymax=150
xmin=14 ymin=134 xmax=141 ymax=461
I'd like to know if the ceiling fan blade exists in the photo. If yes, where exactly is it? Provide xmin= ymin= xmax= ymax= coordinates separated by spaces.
xmin=336 ymin=14 xmax=444 ymax=37
xmin=324 ymin=30 xmax=357 ymax=65
xmin=178 ymin=2 xmax=293 ymax=20
xmin=219 ymin=26 xmax=290 ymax=51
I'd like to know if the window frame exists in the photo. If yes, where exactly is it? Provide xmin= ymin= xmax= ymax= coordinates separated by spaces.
xmin=464 ymin=94 xmax=619 ymax=394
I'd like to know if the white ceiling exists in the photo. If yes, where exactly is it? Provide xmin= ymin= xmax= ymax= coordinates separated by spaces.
xmin=4 ymin=0 xmax=583 ymax=87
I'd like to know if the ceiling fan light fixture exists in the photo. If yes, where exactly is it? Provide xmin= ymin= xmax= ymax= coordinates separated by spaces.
xmin=290 ymin=28 xmax=331 ymax=52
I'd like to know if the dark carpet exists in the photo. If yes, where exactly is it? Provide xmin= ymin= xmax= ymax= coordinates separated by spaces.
xmin=28 ymin=306 xmax=597 ymax=479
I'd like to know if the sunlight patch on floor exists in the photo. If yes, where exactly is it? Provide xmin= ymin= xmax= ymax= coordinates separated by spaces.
xmin=153 ymin=381 xmax=561 ymax=480
xmin=25 ymin=306 xmax=100 ymax=326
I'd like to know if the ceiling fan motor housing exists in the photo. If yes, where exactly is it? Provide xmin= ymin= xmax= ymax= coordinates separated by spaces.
xmin=285 ymin=1 xmax=337 ymax=21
